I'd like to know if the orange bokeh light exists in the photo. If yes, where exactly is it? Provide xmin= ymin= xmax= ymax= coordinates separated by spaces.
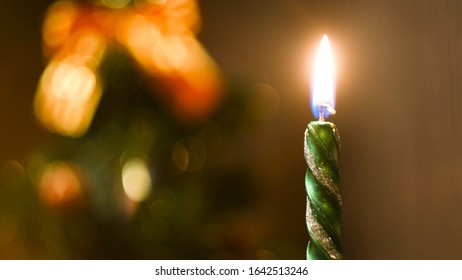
xmin=38 ymin=162 xmax=83 ymax=208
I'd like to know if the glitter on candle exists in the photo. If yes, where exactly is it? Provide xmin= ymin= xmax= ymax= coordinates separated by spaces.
xmin=304 ymin=34 xmax=343 ymax=260
xmin=304 ymin=122 xmax=343 ymax=259
xmin=306 ymin=199 xmax=342 ymax=260
xmin=304 ymin=123 xmax=342 ymax=205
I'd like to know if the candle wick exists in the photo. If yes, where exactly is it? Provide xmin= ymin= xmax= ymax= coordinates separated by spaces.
xmin=318 ymin=103 xmax=336 ymax=122
xmin=319 ymin=108 xmax=325 ymax=122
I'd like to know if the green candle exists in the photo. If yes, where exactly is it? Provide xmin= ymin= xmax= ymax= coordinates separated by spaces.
xmin=305 ymin=35 xmax=343 ymax=260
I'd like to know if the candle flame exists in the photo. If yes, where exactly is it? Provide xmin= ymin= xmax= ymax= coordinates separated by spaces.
xmin=312 ymin=34 xmax=335 ymax=120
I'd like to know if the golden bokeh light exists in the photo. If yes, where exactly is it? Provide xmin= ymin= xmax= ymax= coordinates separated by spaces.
xmin=73 ymin=30 xmax=107 ymax=60
xmin=101 ymin=0 xmax=131 ymax=9
xmin=36 ymin=25 xmax=107 ymax=137
xmin=172 ymin=137 xmax=206 ymax=172
xmin=154 ymin=36 xmax=222 ymax=120
xmin=37 ymin=0 xmax=222 ymax=137
xmin=117 ymin=13 xmax=221 ymax=120
xmin=134 ymin=0 xmax=200 ymax=34
xmin=135 ymin=0 xmax=168 ymax=7
xmin=122 ymin=158 xmax=152 ymax=202
xmin=51 ymin=61 xmax=96 ymax=100
xmin=35 ymin=56 xmax=102 ymax=137
xmin=42 ymin=1 xmax=79 ymax=55
xmin=172 ymin=142 xmax=189 ymax=171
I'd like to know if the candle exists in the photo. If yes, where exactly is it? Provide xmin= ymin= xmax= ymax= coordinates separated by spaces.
xmin=304 ymin=35 xmax=343 ymax=260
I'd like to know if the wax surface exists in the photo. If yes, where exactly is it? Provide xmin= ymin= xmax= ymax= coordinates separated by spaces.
xmin=304 ymin=121 xmax=343 ymax=260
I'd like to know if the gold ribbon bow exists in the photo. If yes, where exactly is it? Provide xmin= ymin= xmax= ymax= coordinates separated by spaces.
xmin=35 ymin=0 xmax=221 ymax=137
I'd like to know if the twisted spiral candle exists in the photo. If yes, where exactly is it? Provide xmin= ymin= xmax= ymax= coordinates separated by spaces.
xmin=304 ymin=119 xmax=343 ymax=260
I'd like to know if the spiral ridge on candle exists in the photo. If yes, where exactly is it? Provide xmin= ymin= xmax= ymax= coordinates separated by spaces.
xmin=304 ymin=122 xmax=343 ymax=260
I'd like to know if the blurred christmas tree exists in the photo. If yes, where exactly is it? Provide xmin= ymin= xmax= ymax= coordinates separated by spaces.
xmin=0 ymin=0 xmax=278 ymax=259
